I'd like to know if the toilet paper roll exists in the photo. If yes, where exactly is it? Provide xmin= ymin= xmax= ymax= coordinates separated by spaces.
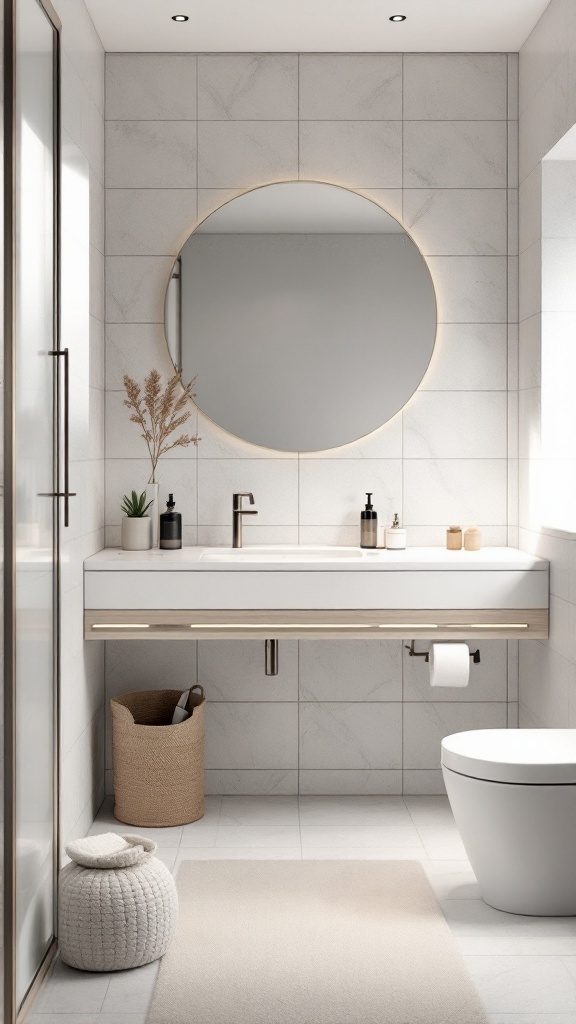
xmin=429 ymin=643 xmax=469 ymax=688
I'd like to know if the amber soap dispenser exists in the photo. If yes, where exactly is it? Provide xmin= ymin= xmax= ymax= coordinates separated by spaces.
xmin=360 ymin=493 xmax=378 ymax=548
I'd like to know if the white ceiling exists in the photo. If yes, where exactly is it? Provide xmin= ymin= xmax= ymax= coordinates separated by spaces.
xmin=85 ymin=0 xmax=551 ymax=54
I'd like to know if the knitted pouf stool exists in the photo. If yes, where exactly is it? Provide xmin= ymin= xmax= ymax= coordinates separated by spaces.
xmin=59 ymin=832 xmax=178 ymax=972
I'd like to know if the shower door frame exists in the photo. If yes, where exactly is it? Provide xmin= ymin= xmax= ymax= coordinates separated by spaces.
xmin=3 ymin=0 xmax=62 ymax=1020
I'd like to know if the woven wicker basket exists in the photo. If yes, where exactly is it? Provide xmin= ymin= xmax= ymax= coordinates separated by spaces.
xmin=111 ymin=686 xmax=205 ymax=827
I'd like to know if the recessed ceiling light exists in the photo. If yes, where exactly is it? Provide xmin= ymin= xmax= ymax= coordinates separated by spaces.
xmin=389 ymin=14 xmax=406 ymax=22
xmin=172 ymin=14 xmax=189 ymax=22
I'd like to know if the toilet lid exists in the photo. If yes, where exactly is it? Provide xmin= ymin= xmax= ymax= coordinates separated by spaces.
xmin=441 ymin=729 xmax=576 ymax=784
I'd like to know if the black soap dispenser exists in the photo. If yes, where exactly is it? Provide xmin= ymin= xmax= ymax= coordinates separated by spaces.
xmin=160 ymin=493 xmax=182 ymax=550
xmin=360 ymin=493 xmax=378 ymax=549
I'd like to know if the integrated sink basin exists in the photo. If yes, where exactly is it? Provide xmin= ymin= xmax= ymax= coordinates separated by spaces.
xmin=200 ymin=545 xmax=360 ymax=562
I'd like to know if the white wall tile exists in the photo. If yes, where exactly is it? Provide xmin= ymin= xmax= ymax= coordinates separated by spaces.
xmin=519 ymin=314 xmax=541 ymax=389
xmin=519 ymin=639 xmax=574 ymax=727
xmin=542 ymin=237 xmax=576 ymax=311
xmin=299 ymin=121 xmax=402 ymax=187
xmin=106 ymin=323 xmax=176 ymax=389
xmin=106 ymin=640 xmax=197 ymax=698
xmin=106 ymin=189 xmax=197 ymax=256
xmin=519 ymin=242 xmax=542 ymax=321
xmin=106 ymin=256 xmax=174 ymax=323
xmin=105 ymin=458 xmax=197 ymax=529
xmin=205 ymin=703 xmax=298 ymax=769
xmin=197 ymin=524 xmax=298 ymax=547
xmin=403 ymin=122 xmax=507 ymax=188
xmin=299 ymin=702 xmax=402 ymax=770
xmin=420 ymin=324 xmax=507 ymax=392
xmin=403 ymin=459 xmax=507 ymax=526
xmin=508 ymin=120 xmax=519 ymax=188
xmin=106 ymin=54 xmax=197 ymax=120
xmin=299 ymin=55 xmax=402 ymax=120
xmin=106 ymin=121 xmax=197 ymax=188
xmin=403 ymin=702 xmax=507 ymax=769
xmin=197 ymin=459 xmax=297 ymax=525
xmin=519 ymin=163 xmax=542 ymax=253
xmin=298 ymin=459 xmax=401 ymax=526
xmin=299 ymin=640 xmax=402 ymax=702
xmin=403 ymin=392 xmax=508 ymax=459
xmin=198 ymin=640 xmax=298 ymax=701
xmin=298 ymin=770 xmax=402 ymax=795
xmin=106 ymin=390 xmax=197 ymax=459
xmin=426 ymin=256 xmax=508 ymax=323
xmin=403 ymin=189 xmax=507 ymax=256
xmin=197 ymin=121 xmax=298 ymax=187
xmin=402 ymin=770 xmax=446 ymax=795
xmin=403 ymin=55 xmax=508 ymax=120
xmin=198 ymin=55 xmax=297 ymax=120
xmin=204 ymin=770 xmax=298 ymax=795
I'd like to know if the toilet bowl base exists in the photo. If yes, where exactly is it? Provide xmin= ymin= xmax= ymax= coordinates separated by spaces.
xmin=443 ymin=766 xmax=576 ymax=917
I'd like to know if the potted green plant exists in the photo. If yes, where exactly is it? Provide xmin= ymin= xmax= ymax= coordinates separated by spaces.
xmin=121 ymin=490 xmax=155 ymax=551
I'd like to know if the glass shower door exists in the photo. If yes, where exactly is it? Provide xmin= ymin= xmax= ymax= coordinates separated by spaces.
xmin=13 ymin=0 xmax=59 ymax=1008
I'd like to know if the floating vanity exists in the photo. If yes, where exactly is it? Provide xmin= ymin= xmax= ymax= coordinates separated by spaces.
xmin=84 ymin=546 xmax=549 ymax=640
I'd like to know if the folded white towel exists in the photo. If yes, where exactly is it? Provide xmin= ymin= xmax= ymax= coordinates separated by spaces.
xmin=65 ymin=831 xmax=156 ymax=869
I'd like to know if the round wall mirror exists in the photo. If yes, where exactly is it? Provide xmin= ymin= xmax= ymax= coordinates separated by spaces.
xmin=165 ymin=181 xmax=437 ymax=452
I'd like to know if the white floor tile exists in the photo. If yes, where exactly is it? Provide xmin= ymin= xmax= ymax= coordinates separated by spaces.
xmin=416 ymin=826 xmax=469 ymax=859
xmin=299 ymin=824 xmax=422 ymax=848
xmin=403 ymin=795 xmax=455 ymax=824
xmin=178 ymin=827 xmax=220 ymax=847
xmin=216 ymin=825 xmax=301 ymax=848
xmin=298 ymin=795 xmax=410 ymax=825
xmin=301 ymin=846 xmax=427 ymax=861
xmin=422 ymin=860 xmax=480 ymax=900
xmin=463 ymin=956 xmax=576 ymax=1014
xmin=219 ymin=795 xmax=299 ymax=825
xmin=34 ymin=960 xmax=111 ymax=1014
xmin=175 ymin=847 xmax=302 ymax=866
xmin=101 ymin=962 xmax=159 ymax=1014
xmin=488 ymin=1015 xmax=576 ymax=1023
xmin=458 ymin=936 xmax=576 ymax=956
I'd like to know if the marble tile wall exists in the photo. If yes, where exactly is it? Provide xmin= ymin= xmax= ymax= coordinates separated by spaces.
xmin=516 ymin=0 xmax=576 ymax=737
xmin=55 ymin=0 xmax=106 ymax=846
xmin=518 ymin=0 xmax=576 ymax=729
xmin=104 ymin=52 xmax=518 ymax=794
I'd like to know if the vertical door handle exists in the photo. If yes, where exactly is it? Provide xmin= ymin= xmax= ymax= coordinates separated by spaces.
xmin=48 ymin=348 xmax=76 ymax=526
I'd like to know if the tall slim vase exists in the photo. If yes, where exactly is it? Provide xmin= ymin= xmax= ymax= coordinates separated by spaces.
xmin=146 ymin=481 xmax=160 ymax=548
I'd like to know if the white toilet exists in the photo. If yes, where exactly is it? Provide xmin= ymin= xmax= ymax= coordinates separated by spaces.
xmin=442 ymin=729 xmax=576 ymax=916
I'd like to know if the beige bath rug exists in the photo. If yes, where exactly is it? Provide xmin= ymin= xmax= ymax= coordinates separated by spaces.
xmin=147 ymin=859 xmax=488 ymax=1024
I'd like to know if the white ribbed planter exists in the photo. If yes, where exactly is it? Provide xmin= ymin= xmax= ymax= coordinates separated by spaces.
xmin=59 ymin=833 xmax=178 ymax=972
xmin=121 ymin=516 xmax=152 ymax=550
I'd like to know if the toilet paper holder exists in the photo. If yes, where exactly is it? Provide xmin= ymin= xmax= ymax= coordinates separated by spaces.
xmin=405 ymin=640 xmax=480 ymax=664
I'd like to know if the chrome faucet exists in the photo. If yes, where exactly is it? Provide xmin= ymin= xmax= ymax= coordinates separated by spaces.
xmin=232 ymin=492 xmax=258 ymax=548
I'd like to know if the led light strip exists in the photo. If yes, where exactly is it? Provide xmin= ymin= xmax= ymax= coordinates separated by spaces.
xmin=189 ymin=623 xmax=369 ymax=630
xmin=92 ymin=623 xmax=150 ymax=629
xmin=92 ymin=620 xmax=530 ymax=631
xmin=450 ymin=623 xmax=529 ymax=629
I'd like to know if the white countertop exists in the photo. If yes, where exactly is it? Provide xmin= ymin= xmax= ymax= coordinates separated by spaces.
xmin=84 ymin=546 xmax=549 ymax=573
